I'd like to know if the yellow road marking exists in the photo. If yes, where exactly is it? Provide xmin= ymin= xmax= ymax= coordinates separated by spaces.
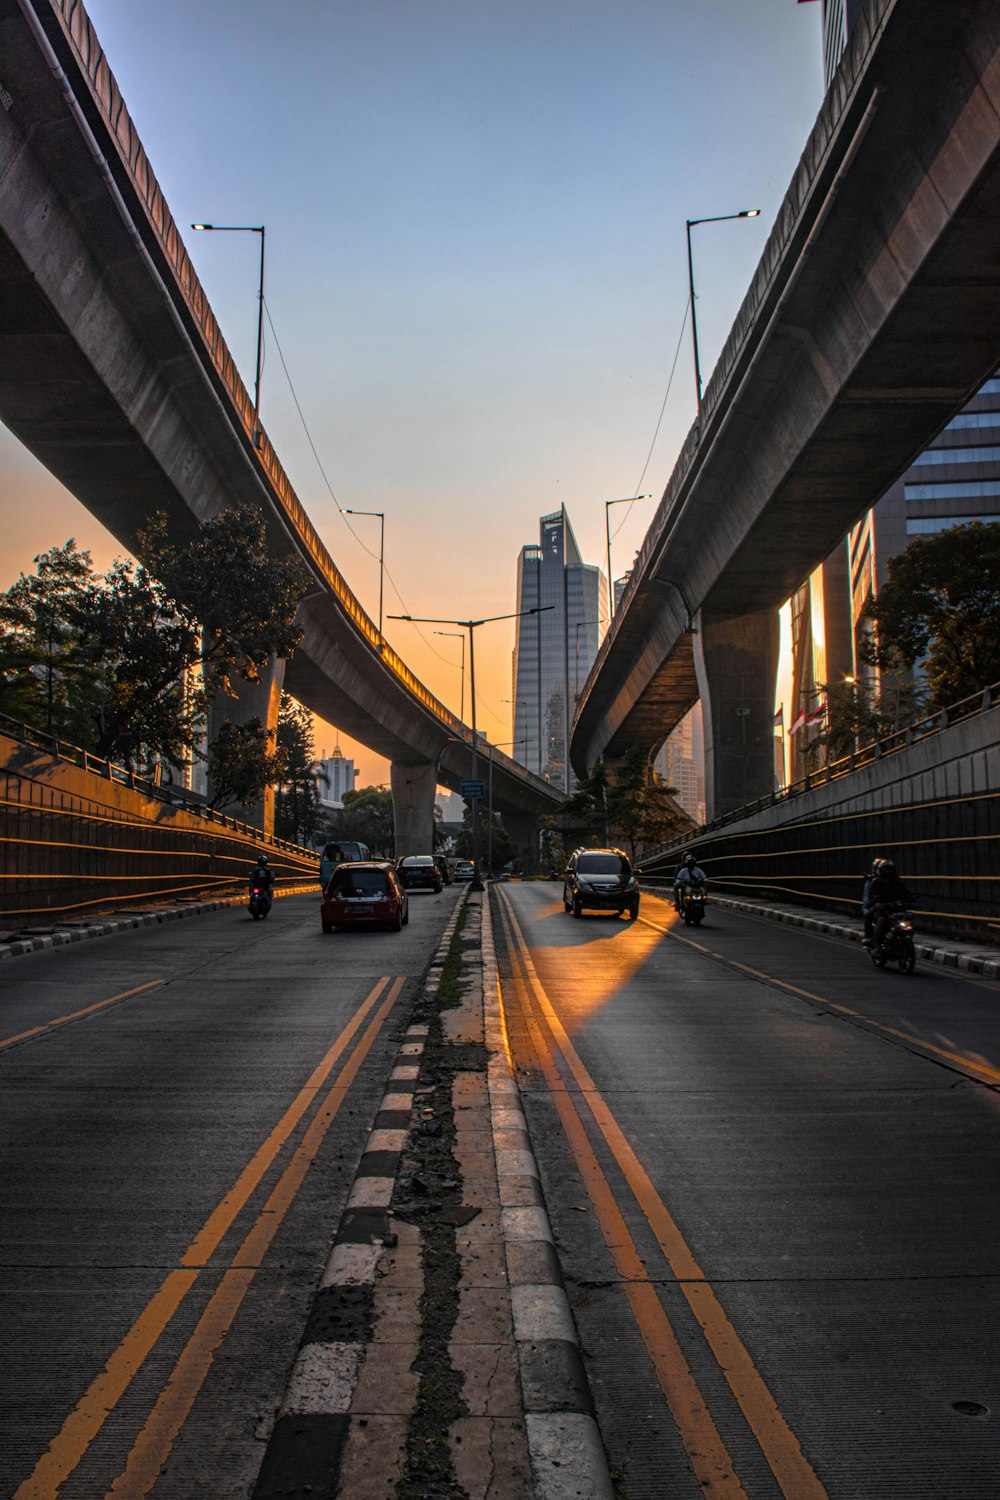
xmin=0 ymin=980 xmax=165 ymax=1051
xmin=496 ymin=913 xmax=746 ymax=1497
xmin=107 ymin=976 xmax=405 ymax=1498
xmin=13 ymin=976 xmax=398 ymax=1500
xmin=643 ymin=911 xmax=1000 ymax=1086
xmin=499 ymin=888 xmax=828 ymax=1500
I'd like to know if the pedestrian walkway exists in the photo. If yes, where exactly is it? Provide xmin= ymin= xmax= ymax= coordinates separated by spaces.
xmin=253 ymin=888 xmax=611 ymax=1500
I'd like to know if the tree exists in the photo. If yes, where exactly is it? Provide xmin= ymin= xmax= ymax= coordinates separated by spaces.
xmin=805 ymin=674 xmax=927 ymax=767
xmin=606 ymin=744 xmax=688 ymax=860
xmin=539 ymin=816 xmax=567 ymax=878
xmin=563 ymin=759 xmax=610 ymax=843
xmin=65 ymin=505 xmax=308 ymax=771
xmin=205 ymin=717 xmax=287 ymax=810
xmin=275 ymin=695 xmax=326 ymax=844
xmin=455 ymin=804 xmax=514 ymax=868
xmin=861 ymin=522 xmax=1000 ymax=706
xmin=329 ymin=786 xmax=395 ymax=856
xmin=0 ymin=541 xmax=98 ymax=740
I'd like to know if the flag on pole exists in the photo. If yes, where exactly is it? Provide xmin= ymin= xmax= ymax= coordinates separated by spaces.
xmin=773 ymin=705 xmax=784 ymax=727
xmin=789 ymin=708 xmax=806 ymax=735
xmin=805 ymin=702 xmax=827 ymax=726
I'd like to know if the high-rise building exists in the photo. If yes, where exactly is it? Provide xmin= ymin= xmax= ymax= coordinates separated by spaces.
xmin=511 ymin=507 xmax=606 ymax=789
xmin=654 ymin=703 xmax=706 ymax=827
xmin=317 ymin=744 xmax=358 ymax=808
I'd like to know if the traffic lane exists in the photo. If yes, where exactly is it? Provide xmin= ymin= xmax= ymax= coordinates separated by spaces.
xmin=500 ymin=882 xmax=1000 ymax=1497
xmin=643 ymin=890 xmax=1000 ymax=1085
xmin=0 ymin=889 xmax=458 ymax=1499
xmin=506 ymin=882 xmax=1000 ymax=1279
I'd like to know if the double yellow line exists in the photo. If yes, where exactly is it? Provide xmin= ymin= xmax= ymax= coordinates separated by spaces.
xmin=15 ymin=975 xmax=405 ymax=1500
xmin=495 ymin=889 xmax=827 ymax=1500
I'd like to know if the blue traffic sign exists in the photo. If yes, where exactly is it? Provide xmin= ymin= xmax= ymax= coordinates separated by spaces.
xmin=461 ymin=780 xmax=485 ymax=799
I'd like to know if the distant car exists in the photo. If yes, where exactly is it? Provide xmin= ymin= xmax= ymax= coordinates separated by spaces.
xmin=318 ymin=840 xmax=371 ymax=888
xmin=453 ymin=860 xmax=475 ymax=882
xmin=563 ymin=847 xmax=640 ymax=920
xmin=321 ymin=861 xmax=408 ymax=932
xmin=396 ymin=854 xmax=443 ymax=893
xmin=434 ymin=854 xmax=453 ymax=886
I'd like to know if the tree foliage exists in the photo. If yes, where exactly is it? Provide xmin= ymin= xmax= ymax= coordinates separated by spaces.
xmin=275 ymin=695 xmax=326 ymax=844
xmin=805 ymin=675 xmax=927 ymax=767
xmin=205 ymin=717 xmax=287 ymax=810
xmin=454 ymin=804 xmax=514 ymax=868
xmin=0 ymin=541 xmax=98 ymax=740
xmin=564 ymin=748 xmax=687 ymax=858
xmin=862 ymin=522 xmax=1000 ymax=706
xmin=327 ymin=786 xmax=395 ymax=857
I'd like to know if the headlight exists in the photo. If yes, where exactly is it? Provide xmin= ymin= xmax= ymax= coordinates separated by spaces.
xmin=577 ymin=880 xmax=592 ymax=891
xmin=625 ymin=878 xmax=637 ymax=890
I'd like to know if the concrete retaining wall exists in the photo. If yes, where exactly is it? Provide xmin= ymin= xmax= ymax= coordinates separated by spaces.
xmin=641 ymin=707 xmax=1000 ymax=941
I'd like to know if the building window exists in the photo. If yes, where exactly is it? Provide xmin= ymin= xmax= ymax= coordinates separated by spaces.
xmin=911 ymin=445 xmax=1000 ymax=467
xmin=905 ymin=480 xmax=1000 ymax=501
xmin=942 ymin=411 xmax=1000 ymax=431
xmin=905 ymin=515 xmax=1000 ymax=535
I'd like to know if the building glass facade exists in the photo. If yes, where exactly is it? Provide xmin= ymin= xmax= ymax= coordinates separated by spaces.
xmin=511 ymin=507 xmax=605 ymax=789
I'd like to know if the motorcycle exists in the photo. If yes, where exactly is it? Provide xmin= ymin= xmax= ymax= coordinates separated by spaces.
xmin=870 ymin=903 xmax=915 ymax=975
xmin=248 ymin=883 xmax=272 ymax=921
xmin=680 ymin=883 xmax=707 ymax=926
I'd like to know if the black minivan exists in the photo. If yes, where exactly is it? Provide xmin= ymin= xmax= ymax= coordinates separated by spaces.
xmin=563 ymin=847 xmax=640 ymax=920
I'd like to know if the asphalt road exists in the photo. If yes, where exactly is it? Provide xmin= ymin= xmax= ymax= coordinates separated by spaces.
xmin=0 ymin=885 xmax=461 ymax=1500
xmin=493 ymin=881 xmax=1000 ymax=1500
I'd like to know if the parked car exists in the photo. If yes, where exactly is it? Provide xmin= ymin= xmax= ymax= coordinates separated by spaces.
xmin=396 ymin=854 xmax=443 ymax=893
xmin=321 ymin=862 xmax=407 ymax=932
xmin=563 ymin=847 xmax=640 ymax=919
xmin=318 ymin=839 xmax=371 ymax=888
xmin=434 ymin=854 xmax=453 ymax=886
xmin=453 ymin=860 xmax=475 ymax=882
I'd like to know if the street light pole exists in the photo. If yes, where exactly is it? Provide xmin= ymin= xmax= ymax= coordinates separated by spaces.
xmin=685 ymin=209 xmax=760 ymax=416
xmin=575 ymin=618 xmax=607 ymax=698
xmin=605 ymin=495 xmax=652 ymax=619
xmin=487 ymin=738 xmax=526 ymax=875
xmin=435 ymin=631 xmax=465 ymax=721
xmin=388 ymin=607 xmax=554 ymax=892
xmin=343 ymin=509 xmax=385 ymax=640
xmin=191 ymin=222 xmax=266 ymax=438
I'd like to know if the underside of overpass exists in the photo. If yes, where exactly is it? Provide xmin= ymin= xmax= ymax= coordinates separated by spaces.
xmin=573 ymin=0 xmax=1000 ymax=817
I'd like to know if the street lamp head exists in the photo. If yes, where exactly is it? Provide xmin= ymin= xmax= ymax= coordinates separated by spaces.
xmin=191 ymin=223 xmax=212 ymax=231
xmin=742 ymin=209 xmax=761 ymax=217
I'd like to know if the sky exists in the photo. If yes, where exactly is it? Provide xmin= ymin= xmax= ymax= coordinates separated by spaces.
xmin=1 ymin=0 xmax=823 ymax=785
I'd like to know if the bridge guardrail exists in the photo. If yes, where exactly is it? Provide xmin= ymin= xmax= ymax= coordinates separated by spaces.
xmin=0 ymin=714 xmax=319 ymax=923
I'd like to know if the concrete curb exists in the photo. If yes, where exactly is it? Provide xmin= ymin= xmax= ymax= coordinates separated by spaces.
xmin=481 ymin=892 xmax=614 ymax=1500
xmin=251 ymin=892 xmax=468 ymax=1500
xmin=701 ymin=893 xmax=1000 ymax=979
xmin=0 ymin=884 xmax=319 ymax=962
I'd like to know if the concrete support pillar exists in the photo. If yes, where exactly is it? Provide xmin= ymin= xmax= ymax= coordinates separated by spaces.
xmin=390 ymin=760 xmax=438 ymax=858
xmin=206 ymin=655 xmax=285 ymax=835
xmin=695 ymin=605 xmax=779 ymax=821
xmin=505 ymin=811 xmax=538 ymax=875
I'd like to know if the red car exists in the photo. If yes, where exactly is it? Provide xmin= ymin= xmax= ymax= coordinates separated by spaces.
xmin=321 ymin=861 xmax=409 ymax=933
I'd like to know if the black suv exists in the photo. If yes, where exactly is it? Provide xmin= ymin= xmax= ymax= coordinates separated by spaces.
xmin=563 ymin=847 xmax=640 ymax=920
xmin=396 ymin=855 xmax=443 ymax=893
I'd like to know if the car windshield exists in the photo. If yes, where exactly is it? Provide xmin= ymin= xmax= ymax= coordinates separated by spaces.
xmin=328 ymin=870 xmax=388 ymax=897
xmin=577 ymin=853 xmax=628 ymax=876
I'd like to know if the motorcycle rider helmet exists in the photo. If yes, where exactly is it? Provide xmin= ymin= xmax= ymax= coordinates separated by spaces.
xmin=684 ymin=852 xmax=697 ymax=869
xmin=880 ymin=859 xmax=896 ymax=877
xmin=870 ymin=857 xmax=884 ymax=876
xmin=256 ymin=853 xmax=269 ymax=866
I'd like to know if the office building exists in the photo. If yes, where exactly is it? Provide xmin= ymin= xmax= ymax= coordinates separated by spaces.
xmin=317 ymin=744 xmax=357 ymax=808
xmin=654 ymin=703 xmax=706 ymax=827
xmin=511 ymin=506 xmax=606 ymax=789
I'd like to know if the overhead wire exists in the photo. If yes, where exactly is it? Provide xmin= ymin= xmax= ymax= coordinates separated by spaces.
xmin=260 ymin=299 xmax=512 ymax=734
xmin=610 ymin=294 xmax=691 ymax=547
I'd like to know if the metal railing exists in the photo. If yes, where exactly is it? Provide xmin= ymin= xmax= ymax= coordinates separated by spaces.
xmin=642 ymin=681 xmax=1000 ymax=866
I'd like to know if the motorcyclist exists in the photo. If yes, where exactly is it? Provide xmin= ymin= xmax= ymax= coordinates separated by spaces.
xmin=867 ymin=858 xmax=913 ymax=950
xmin=249 ymin=853 xmax=275 ymax=897
xmin=861 ymin=858 xmax=882 ymax=947
xmin=674 ymin=852 xmax=708 ymax=912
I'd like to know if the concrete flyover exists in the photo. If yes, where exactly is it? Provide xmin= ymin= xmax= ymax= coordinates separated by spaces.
xmin=0 ymin=0 xmax=563 ymax=854
xmin=572 ymin=0 xmax=1000 ymax=818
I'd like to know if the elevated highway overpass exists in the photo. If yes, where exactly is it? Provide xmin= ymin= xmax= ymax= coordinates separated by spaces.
xmin=573 ymin=0 xmax=1000 ymax=818
xmin=0 ymin=0 xmax=562 ymax=853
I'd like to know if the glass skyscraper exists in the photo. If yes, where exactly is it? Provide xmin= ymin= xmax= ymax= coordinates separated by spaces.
xmin=511 ymin=507 xmax=606 ymax=790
